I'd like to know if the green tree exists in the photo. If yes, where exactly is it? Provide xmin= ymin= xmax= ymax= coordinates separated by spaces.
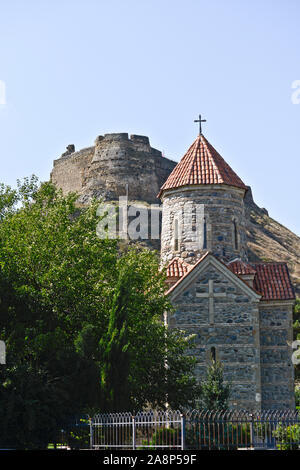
xmin=0 ymin=178 xmax=198 ymax=447
xmin=0 ymin=364 xmax=68 ymax=449
xmin=99 ymin=268 xmax=130 ymax=412
xmin=200 ymin=360 xmax=231 ymax=410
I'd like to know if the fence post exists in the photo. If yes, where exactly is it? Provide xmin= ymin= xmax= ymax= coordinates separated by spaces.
xmin=132 ymin=416 xmax=136 ymax=450
xmin=181 ymin=414 xmax=186 ymax=450
xmin=249 ymin=413 xmax=254 ymax=449
xmin=89 ymin=417 xmax=93 ymax=450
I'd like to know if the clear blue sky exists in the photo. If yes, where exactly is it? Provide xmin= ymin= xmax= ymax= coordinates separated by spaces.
xmin=0 ymin=0 xmax=299 ymax=235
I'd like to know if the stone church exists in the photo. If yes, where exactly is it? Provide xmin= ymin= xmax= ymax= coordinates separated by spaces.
xmin=159 ymin=131 xmax=295 ymax=410
xmin=51 ymin=127 xmax=296 ymax=410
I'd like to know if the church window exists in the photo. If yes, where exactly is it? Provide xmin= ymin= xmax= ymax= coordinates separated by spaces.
xmin=233 ymin=220 xmax=238 ymax=250
xmin=203 ymin=217 xmax=207 ymax=249
xmin=174 ymin=219 xmax=179 ymax=251
xmin=210 ymin=346 xmax=216 ymax=362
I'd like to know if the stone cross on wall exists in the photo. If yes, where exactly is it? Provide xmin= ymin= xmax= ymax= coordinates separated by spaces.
xmin=196 ymin=280 xmax=227 ymax=323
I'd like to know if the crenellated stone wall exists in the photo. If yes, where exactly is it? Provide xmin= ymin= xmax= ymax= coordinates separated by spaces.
xmin=51 ymin=133 xmax=176 ymax=205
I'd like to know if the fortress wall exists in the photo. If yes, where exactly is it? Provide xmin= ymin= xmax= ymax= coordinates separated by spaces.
xmin=51 ymin=147 xmax=94 ymax=196
xmin=51 ymin=133 xmax=176 ymax=204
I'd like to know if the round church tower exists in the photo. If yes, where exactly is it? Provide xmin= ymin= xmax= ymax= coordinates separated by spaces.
xmin=159 ymin=133 xmax=248 ymax=266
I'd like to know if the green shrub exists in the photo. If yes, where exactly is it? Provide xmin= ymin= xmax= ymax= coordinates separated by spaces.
xmin=273 ymin=423 xmax=300 ymax=450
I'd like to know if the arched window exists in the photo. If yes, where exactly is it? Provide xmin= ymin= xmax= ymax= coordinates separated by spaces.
xmin=210 ymin=346 xmax=216 ymax=362
xmin=203 ymin=217 xmax=207 ymax=250
xmin=174 ymin=219 xmax=179 ymax=252
xmin=233 ymin=220 xmax=238 ymax=250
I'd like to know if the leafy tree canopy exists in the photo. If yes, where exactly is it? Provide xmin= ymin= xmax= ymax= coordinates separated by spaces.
xmin=0 ymin=177 xmax=198 ymax=448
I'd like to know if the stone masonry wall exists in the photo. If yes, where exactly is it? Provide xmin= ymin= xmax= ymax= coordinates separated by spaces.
xmin=259 ymin=302 xmax=295 ymax=409
xmin=51 ymin=146 xmax=94 ymax=196
xmin=161 ymin=186 xmax=248 ymax=266
xmin=51 ymin=133 xmax=176 ymax=205
xmin=169 ymin=263 xmax=261 ymax=410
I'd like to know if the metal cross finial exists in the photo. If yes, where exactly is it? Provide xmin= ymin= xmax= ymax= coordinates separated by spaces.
xmin=194 ymin=114 xmax=206 ymax=135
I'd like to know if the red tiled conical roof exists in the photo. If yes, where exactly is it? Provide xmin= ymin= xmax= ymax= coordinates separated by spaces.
xmin=158 ymin=134 xmax=247 ymax=197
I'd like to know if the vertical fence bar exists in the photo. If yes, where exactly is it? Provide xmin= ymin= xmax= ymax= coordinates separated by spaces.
xmin=132 ymin=416 xmax=136 ymax=450
xmin=89 ymin=417 xmax=93 ymax=450
xmin=249 ymin=413 xmax=254 ymax=449
xmin=181 ymin=414 xmax=186 ymax=450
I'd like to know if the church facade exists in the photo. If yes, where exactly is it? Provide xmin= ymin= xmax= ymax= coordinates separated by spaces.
xmin=159 ymin=132 xmax=295 ymax=410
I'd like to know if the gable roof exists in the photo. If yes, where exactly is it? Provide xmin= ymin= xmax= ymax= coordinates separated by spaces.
xmin=165 ymin=252 xmax=260 ymax=300
xmin=165 ymin=252 xmax=210 ymax=296
xmin=158 ymin=134 xmax=247 ymax=197
xmin=165 ymin=255 xmax=295 ymax=302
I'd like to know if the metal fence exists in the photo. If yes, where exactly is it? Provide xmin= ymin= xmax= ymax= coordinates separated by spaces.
xmin=90 ymin=409 xmax=300 ymax=450
xmin=185 ymin=410 xmax=300 ymax=450
xmin=90 ymin=411 xmax=183 ymax=450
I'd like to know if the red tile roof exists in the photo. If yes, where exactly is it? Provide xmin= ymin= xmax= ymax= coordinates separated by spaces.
xmin=252 ymin=263 xmax=295 ymax=301
xmin=228 ymin=261 xmax=295 ymax=300
xmin=227 ymin=259 xmax=256 ymax=275
xmin=158 ymin=134 xmax=247 ymax=197
xmin=166 ymin=257 xmax=192 ymax=279
xmin=165 ymin=252 xmax=210 ymax=295
xmin=165 ymin=255 xmax=295 ymax=301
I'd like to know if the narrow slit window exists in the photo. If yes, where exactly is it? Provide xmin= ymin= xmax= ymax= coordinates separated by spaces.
xmin=211 ymin=346 xmax=216 ymax=362
xmin=174 ymin=219 xmax=179 ymax=251
xmin=233 ymin=220 xmax=238 ymax=250
xmin=203 ymin=217 xmax=207 ymax=249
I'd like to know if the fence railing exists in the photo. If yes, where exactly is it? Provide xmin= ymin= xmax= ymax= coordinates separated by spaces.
xmin=89 ymin=409 xmax=300 ymax=450
xmin=90 ymin=411 xmax=183 ymax=450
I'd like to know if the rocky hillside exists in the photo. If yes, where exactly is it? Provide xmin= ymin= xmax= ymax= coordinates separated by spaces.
xmin=244 ymin=187 xmax=300 ymax=296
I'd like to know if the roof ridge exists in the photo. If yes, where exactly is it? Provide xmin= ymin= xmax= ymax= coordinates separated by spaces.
xmin=252 ymin=261 xmax=289 ymax=265
xmin=200 ymin=135 xmax=223 ymax=183
xmin=166 ymin=251 xmax=259 ymax=297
